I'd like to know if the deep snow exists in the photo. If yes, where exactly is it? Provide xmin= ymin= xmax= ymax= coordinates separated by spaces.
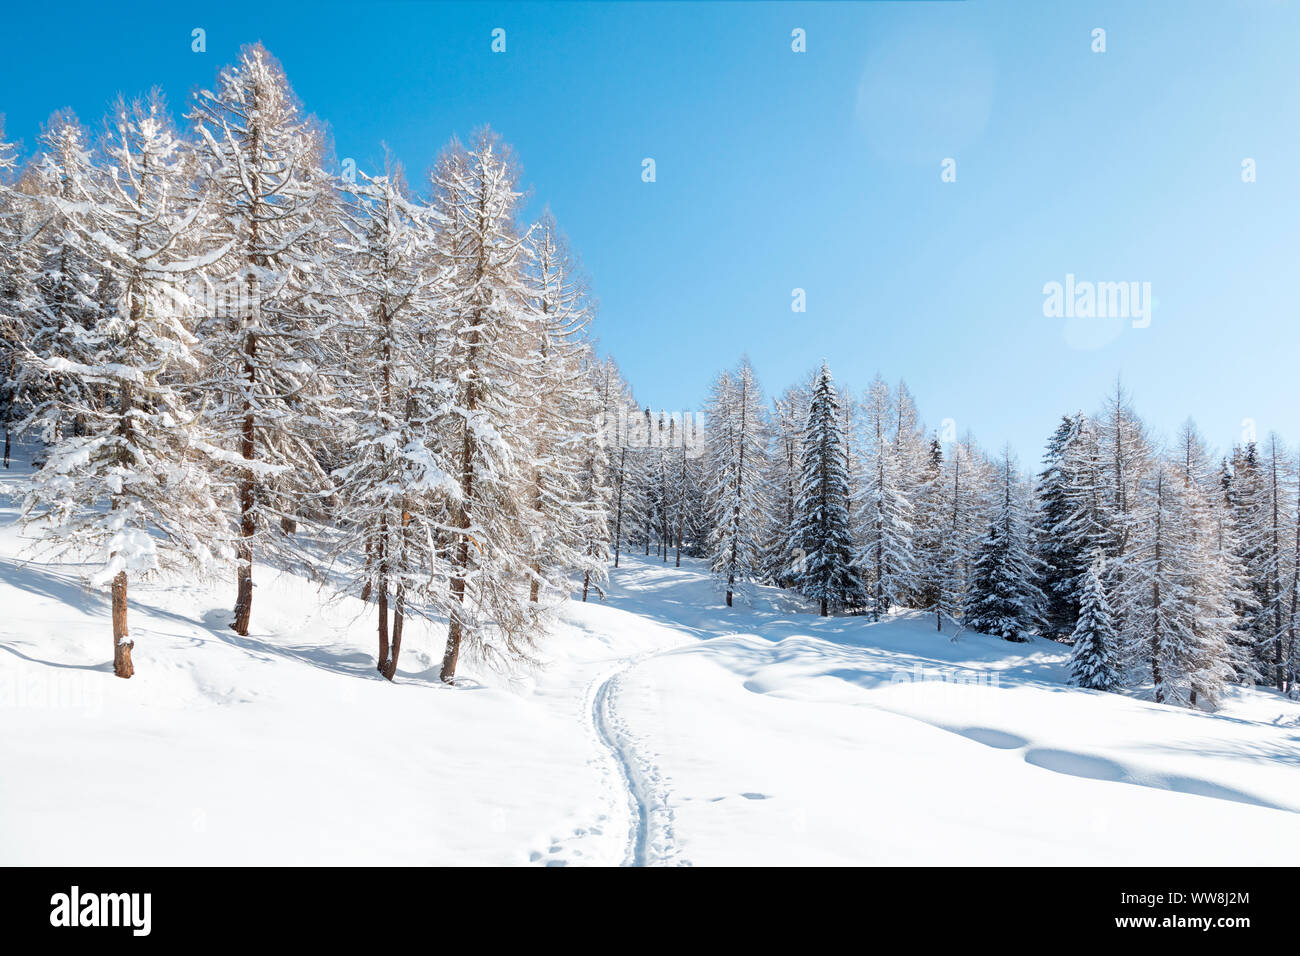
xmin=2 ymin=463 xmax=1299 ymax=865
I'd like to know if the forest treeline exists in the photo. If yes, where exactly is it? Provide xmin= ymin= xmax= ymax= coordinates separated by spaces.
xmin=0 ymin=45 xmax=1294 ymax=711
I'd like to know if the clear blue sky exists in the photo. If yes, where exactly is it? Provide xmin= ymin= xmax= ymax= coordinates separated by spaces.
xmin=2 ymin=0 xmax=1297 ymax=468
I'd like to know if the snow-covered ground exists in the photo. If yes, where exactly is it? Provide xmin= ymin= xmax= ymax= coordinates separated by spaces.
xmin=3 ymin=463 xmax=1299 ymax=865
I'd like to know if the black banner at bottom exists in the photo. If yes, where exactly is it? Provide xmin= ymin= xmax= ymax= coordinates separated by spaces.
xmin=0 ymin=866 xmax=1283 ymax=943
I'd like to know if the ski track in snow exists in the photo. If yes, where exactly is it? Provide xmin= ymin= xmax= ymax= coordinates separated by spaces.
xmin=593 ymin=658 xmax=686 ymax=866
xmin=530 ymin=648 xmax=688 ymax=867
xmin=594 ymin=666 xmax=651 ymax=865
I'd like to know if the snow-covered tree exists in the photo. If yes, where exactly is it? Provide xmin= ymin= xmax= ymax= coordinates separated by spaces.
xmin=626 ymin=407 xmax=659 ymax=557
xmin=912 ymin=434 xmax=948 ymax=629
xmin=1069 ymin=550 xmax=1121 ymax=691
xmin=934 ymin=434 xmax=994 ymax=624
xmin=0 ymin=119 xmax=25 ymax=466
xmin=1282 ymin=462 xmax=1300 ymax=694
xmin=520 ymin=209 xmax=606 ymax=602
xmin=591 ymin=356 xmax=637 ymax=568
xmin=431 ymin=128 xmax=544 ymax=682
xmin=20 ymin=92 xmax=229 ymax=678
xmin=13 ymin=111 xmax=104 ymax=452
xmin=1097 ymin=381 xmax=1151 ymax=569
xmin=1173 ymin=422 xmax=1246 ymax=708
xmin=668 ymin=417 xmax=706 ymax=566
xmin=1034 ymin=413 xmax=1104 ymax=639
xmin=189 ymin=43 xmax=340 ymax=636
xmin=762 ymin=383 xmax=809 ymax=586
xmin=1116 ymin=460 xmax=1203 ymax=704
xmin=575 ymin=359 xmax=615 ymax=598
xmin=890 ymin=381 xmax=932 ymax=608
xmin=792 ymin=363 xmax=862 ymax=615
xmin=965 ymin=447 xmax=1040 ymax=641
xmin=331 ymin=162 xmax=454 ymax=679
xmin=1230 ymin=436 xmax=1296 ymax=689
xmin=855 ymin=375 xmax=917 ymax=620
xmin=703 ymin=358 xmax=768 ymax=606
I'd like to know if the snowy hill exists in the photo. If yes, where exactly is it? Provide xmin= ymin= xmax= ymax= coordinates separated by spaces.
xmin=3 ymin=463 xmax=1300 ymax=866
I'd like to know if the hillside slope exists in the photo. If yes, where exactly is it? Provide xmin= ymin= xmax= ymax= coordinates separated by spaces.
xmin=2 ymin=465 xmax=1299 ymax=865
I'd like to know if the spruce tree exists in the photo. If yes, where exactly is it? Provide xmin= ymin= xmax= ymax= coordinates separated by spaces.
xmin=1034 ymin=413 xmax=1101 ymax=639
xmin=792 ymin=363 xmax=862 ymax=615
xmin=965 ymin=447 xmax=1041 ymax=641
xmin=1069 ymin=550 xmax=1121 ymax=690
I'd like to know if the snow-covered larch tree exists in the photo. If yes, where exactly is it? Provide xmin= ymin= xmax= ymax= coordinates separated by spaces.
xmin=911 ymin=434 xmax=948 ymax=630
xmin=1116 ymin=459 xmax=1203 ymax=704
xmin=20 ymin=92 xmax=229 ymax=678
xmin=763 ymin=382 xmax=809 ymax=586
xmin=933 ymin=433 xmax=994 ymax=625
xmin=431 ymin=128 xmax=542 ymax=683
xmin=1173 ymin=422 xmax=1247 ymax=708
xmin=703 ymin=358 xmax=769 ymax=606
xmin=332 ymin=162 xmax=455 ymax=679
xmin=520 ymin=209 xmax=606 ymax=603
xmin=189 ymin=44 xmax=340 ymax=636
xmin=574 ymin=357 xmax=614 ymax=598
xmin=12 ymin=111 xmax=104 ymax=452
xmin=0 ymin=120 xmax=26 ymax=466
xmin=855 ymin=375 xmax=917 ymax=620
xmin=594 ymin=357 xmax=638 ymax=568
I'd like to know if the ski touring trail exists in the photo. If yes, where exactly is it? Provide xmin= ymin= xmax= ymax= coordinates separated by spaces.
xmin=591 ymin=654 xmax=683 ymax=867
xmin=529 ymin=638 xmax=693 ymax=868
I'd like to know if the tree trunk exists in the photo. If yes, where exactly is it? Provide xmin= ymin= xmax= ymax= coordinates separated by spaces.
xmin=232 ymin=533 xmax=253 ymax=635
xmin=360 ymin=536 xmax=373 ymax=602
xmin=231 ymin=331 xmax=257 ymax=637
xmin=820 ymin=597 xmax=828 ymax=617
xmin=1286 ymin=474 xmax=1300 ymax=694
xmin=1272 ymin=443 xmax=1284 ymax=689
xmin=377 ymin=581 xmax=390 ymax=678
xmin=376 ymin=514 xmax=390 ymax=675
xmin=383 ymin=584 xmax=404 ymax=681
xmin=440 ymin=430 xmax=474 ymax=684
xmin=582 ymin=570 xmax=590 ymax=602
xmin=676 ymin=504 xmax=686 ymax=564
xmin=441 ymin=598 xmax=465 ymax=684
xmin=612 ymin=447 xmax=626 ymax=568
xmin=111 ymin=571 xmax=134 ymax=679
xmin=1147 ymin=472 xmax=1164 ymax=703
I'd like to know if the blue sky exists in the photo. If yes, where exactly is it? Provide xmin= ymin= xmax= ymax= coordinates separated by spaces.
xmin=2 ymin=0 xmax=1297 ymax=467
